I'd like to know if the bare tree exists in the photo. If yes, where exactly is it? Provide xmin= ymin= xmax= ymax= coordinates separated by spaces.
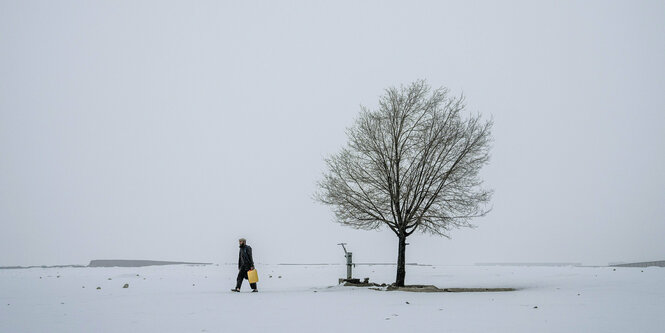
xmin=316 ymin=80 xmax=493 ymax=287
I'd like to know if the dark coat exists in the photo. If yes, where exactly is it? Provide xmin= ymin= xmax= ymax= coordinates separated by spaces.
xmin=238 ymin=245 xmax=254 ymax=270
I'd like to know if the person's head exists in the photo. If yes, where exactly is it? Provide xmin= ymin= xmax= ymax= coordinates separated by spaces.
xmin=238 ymin=238 xmax=246 ymax=246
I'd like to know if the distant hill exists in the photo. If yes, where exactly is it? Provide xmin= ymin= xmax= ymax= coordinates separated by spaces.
xmin=88 ymin=260 xmax=212 ymax=267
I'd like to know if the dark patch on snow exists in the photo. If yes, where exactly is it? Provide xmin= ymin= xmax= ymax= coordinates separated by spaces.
xmin=386 ymin=285 xmax=517 ymax=292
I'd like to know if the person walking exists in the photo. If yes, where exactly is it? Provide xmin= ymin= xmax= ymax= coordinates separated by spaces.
xmin=231 ymin=238 xmax=257 ymax=292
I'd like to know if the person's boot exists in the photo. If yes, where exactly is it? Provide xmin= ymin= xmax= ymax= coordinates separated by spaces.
xmin=251 ymin=289 xmax=258 ymax=293
xmin=231 ymin=288 xmax=240 ymax=292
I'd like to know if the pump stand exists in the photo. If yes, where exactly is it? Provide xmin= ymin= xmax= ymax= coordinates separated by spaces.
xmin=338 ymin=243 xmax=359 ymax=284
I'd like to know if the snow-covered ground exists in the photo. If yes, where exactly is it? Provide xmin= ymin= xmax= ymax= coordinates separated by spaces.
xmin=1 ymin=264 xmax=663 ymax=332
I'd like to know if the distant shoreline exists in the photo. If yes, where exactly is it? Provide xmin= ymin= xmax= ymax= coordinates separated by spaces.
xmin=0 ymin=259 xmax=212 ymax=269
xmin=475 ymin=263 xmax=583 ymax=267
xmin=3 ymin=260 xmax=663 ymax=270
xmin=0 ymin=264 xmax=87 ymax=270
xmin=89 ymin=260 xmax=212 ymax=267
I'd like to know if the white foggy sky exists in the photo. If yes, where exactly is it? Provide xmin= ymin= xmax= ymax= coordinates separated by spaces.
xmin=1 ymin=0 xmax=664 ymax=267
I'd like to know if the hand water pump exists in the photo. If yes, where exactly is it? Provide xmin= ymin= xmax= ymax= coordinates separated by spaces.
xmin=338 ymin=243 xmax=353 ymax=280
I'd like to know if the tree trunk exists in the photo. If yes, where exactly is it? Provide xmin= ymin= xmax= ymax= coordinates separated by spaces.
xmin=395 ymin=233 xmax=407 ymax=287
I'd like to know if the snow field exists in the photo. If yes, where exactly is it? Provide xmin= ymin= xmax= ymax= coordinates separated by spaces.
xmin=1 ymin=264 xmax=663 ymax=332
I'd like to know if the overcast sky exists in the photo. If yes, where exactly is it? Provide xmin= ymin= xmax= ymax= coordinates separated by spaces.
xmin=1 ymin=0 xmax=664 ymax=267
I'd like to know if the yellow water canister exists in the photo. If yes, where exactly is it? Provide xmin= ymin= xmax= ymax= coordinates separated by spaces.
xmin=247 ymin=269 xmax=259 ymax=283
